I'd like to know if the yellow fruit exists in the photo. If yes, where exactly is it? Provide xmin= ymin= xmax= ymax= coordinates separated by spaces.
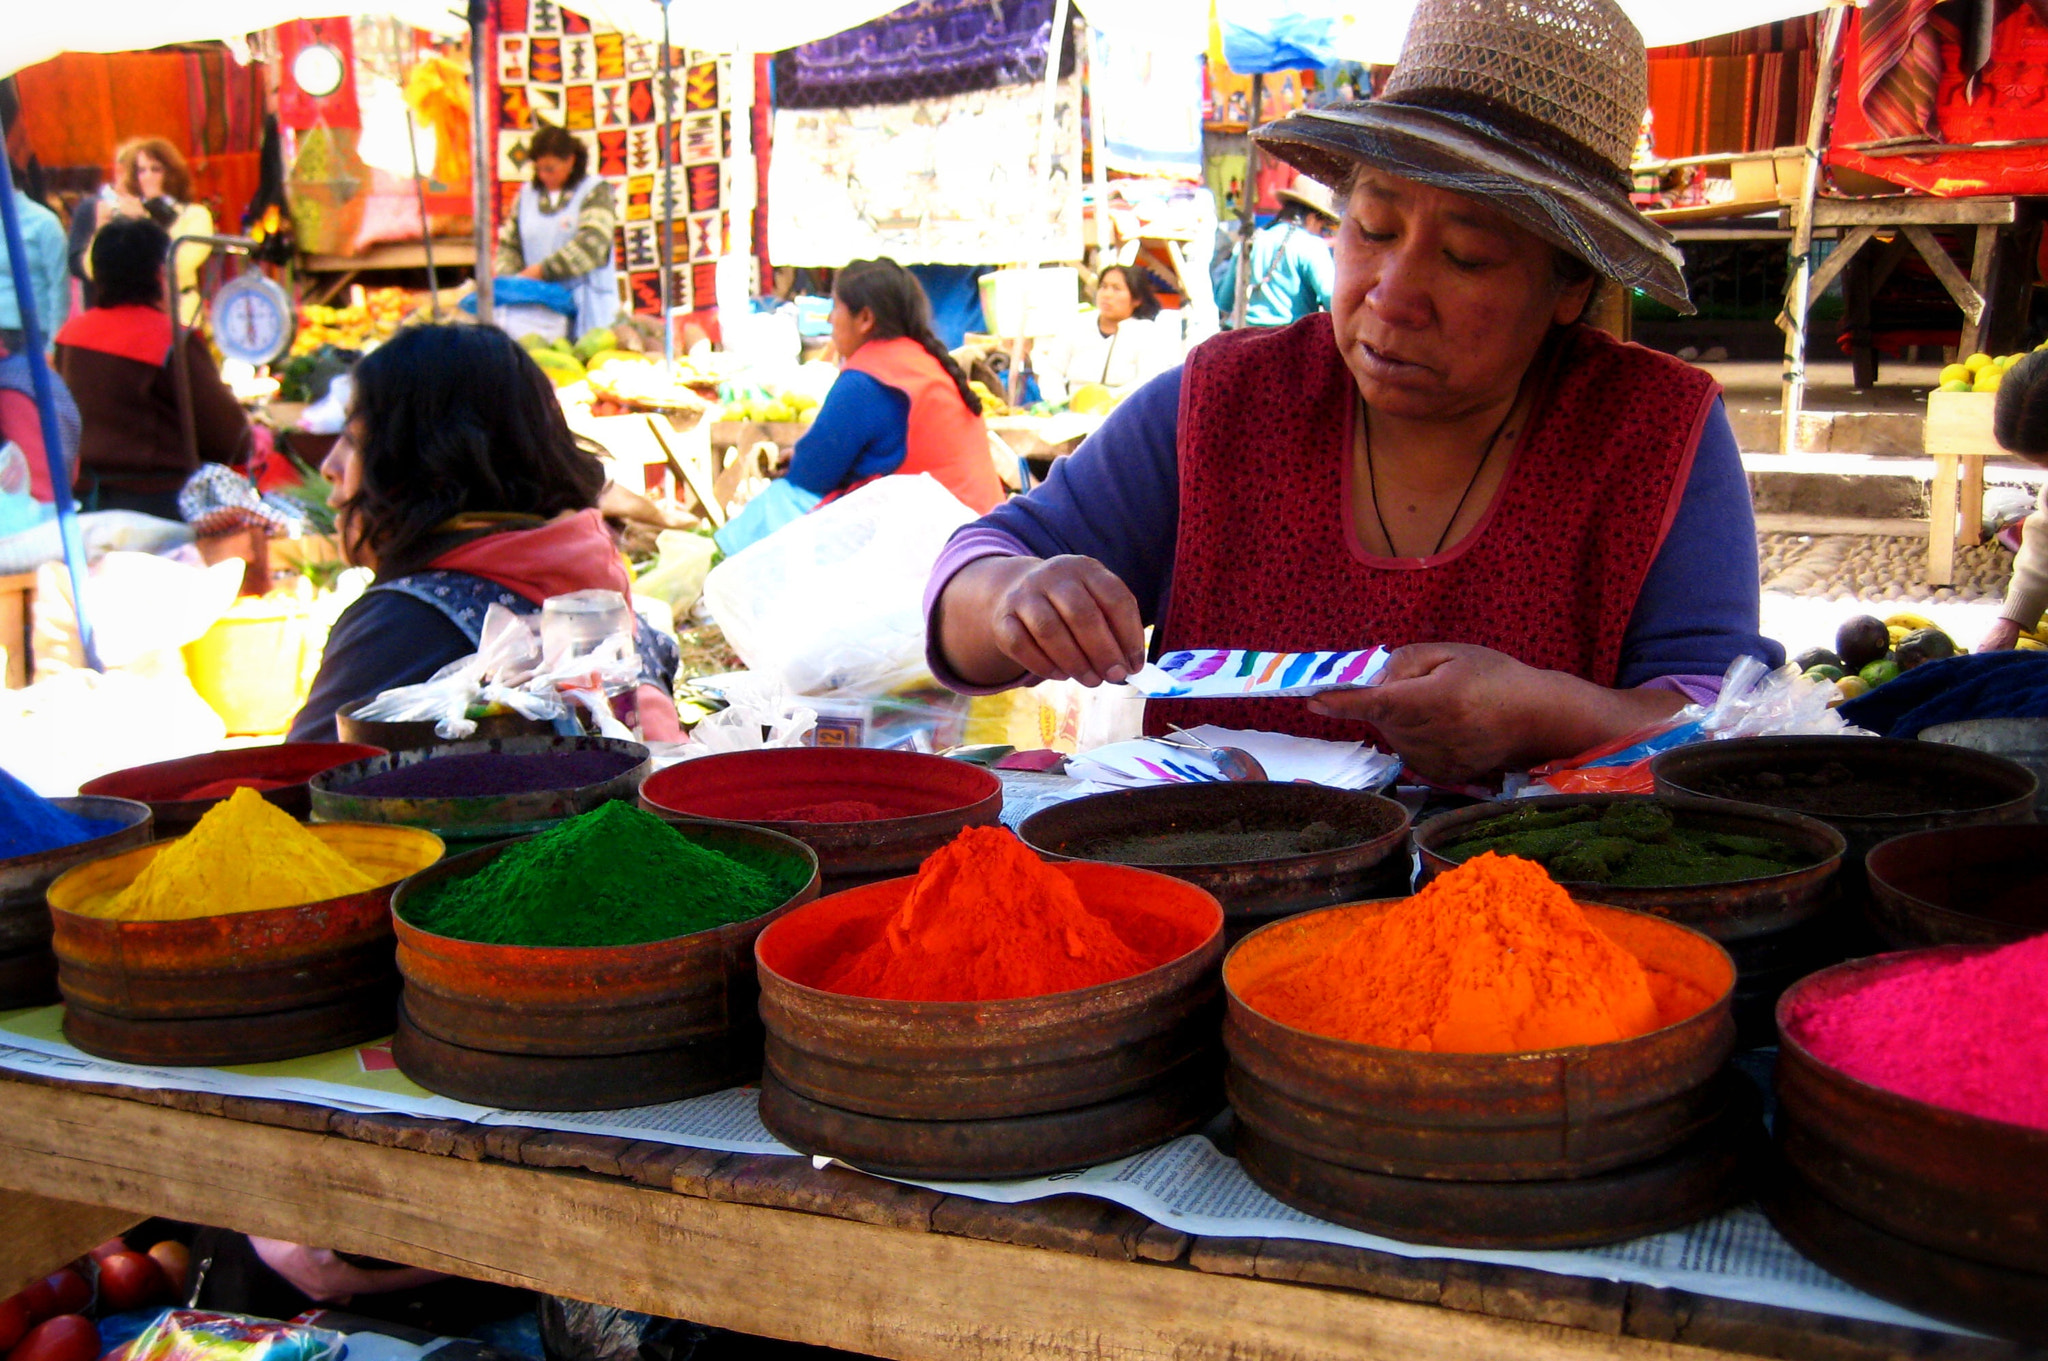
xmin=1833 ymin=675 xmax=1869 ymax=701
xmin=1975 ymin=369 xmax=2004 ymax=393
xmin=2017 ymin=637 xmax=2045 ymax=651
xmin=1939 ymin=363 xmax=1970 ymax=384
xmin=1069 ymin=383 xmax=1116 ymax=415
xmin=1963 ymin=352 xmax=1993 ymax=371
xmin=1938 ymin=379 xmax=1973 ymax=392
xmin=1885 ymin=612 xmax=1936 ymax=630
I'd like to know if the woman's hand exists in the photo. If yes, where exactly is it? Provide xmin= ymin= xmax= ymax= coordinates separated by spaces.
xmin=935 ymin=555 xmax=1144 ymax=689
xmin=1977 ymin=619 xmax=2024 ymax=653
xmin=1308 ymin=642 xmax=1685 ymax=785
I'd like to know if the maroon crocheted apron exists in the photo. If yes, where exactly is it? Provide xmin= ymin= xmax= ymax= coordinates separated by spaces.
xmin=1150 ymin=316 xmax=1718 ymax=740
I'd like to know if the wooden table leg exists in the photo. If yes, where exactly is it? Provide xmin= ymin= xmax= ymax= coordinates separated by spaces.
xmin=1929 ymin=451 xmax=1960 ymax=586
xmin=1961 ymin=454 xmax=1986 ymax=547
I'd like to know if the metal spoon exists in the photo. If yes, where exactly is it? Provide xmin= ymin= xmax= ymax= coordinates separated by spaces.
xmin=1163 ymin=725 xmax=1268 ymax=782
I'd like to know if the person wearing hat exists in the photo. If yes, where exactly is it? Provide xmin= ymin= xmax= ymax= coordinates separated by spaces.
xmin=921 ymin=0 xmax=1781 ymax=786
xmin=1213 ymin=178 xmax=1340 ymax=329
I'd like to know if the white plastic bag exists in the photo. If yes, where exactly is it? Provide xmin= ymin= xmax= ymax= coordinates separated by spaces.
xmin=350 ymin=605 xmax=561 ymax=738
xmin=633 ymin=530 xmax=718 ymax=624
xmin=681 ymin=672 xmax=818 ymax=756
xmin=33 ymin=552 xmax=244 ymax=679
xmin=700 ymin=474 xmax=976 ymax=697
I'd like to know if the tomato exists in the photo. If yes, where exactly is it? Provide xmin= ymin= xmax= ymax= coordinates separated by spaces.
xmin=5 ymin=1315 xmax=99 ymax=1361
xmin=11 ymin=1283 xmax=53 ymax=1328
xmin=0 ymin=1295 xmax=29 ymax=1353
xmin=145 ymin=1243 xmax=190 ymax=1299
xmin=93 ymin=1253 xmax=168 ymax=1314
xmin=38 ymin=1273 xmax=88 ymax=1319
xmin=86 ymin=1242 xmax=126 ymax=1265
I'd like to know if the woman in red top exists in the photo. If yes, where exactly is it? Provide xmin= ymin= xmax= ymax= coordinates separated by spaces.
xmin=715 ymin=259 xmax=1000 ymax=555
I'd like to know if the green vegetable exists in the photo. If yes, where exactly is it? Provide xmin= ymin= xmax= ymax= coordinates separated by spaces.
xmin=1803 ymin=665 xmax=1844 ymax=682
xmin=1859 ymin=658 xmax=1901 ymax=687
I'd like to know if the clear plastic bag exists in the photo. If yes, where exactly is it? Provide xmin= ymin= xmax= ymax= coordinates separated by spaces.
xmin=106 ymin=1312 xmax=347 ymax=1361
xmin=699 ymin=474 xmax=976 ymax=697
xmin=348 ymin=604 xmax=557 ymax=739
xmin=1527 ymin=656 xmax=1871 ymax=795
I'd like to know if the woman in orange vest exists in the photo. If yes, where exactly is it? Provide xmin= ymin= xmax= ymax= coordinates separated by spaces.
xmin=716 ymin=258 xmax=1002 ymax=555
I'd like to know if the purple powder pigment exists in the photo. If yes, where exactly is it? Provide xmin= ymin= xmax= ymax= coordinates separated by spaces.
xmin=340 ymin=750 xmax=639 ymax=799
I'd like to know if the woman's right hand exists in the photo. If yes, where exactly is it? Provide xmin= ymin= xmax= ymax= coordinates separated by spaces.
xmin=1977 ymin=619 xmax=2024 ymax=653
xmin=938 ymin=554 xmax=1145 ymax=688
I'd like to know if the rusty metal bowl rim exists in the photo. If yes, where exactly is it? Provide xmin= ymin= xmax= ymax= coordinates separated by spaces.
xmin=1863 ymin=824 xmax=2048 ymax=936
xmin=45 ymin=821 xmax=446 ymax=938
xmin=390 ymin=816 xmax=822 ymax=959
xmin=1650 ymin=734 xmax=2040 ymax=824
xmin=0 ymin=797 xmax=156 ymax=874
xmin=638 ymin=747 xmax=1004 ymax=834
xmin=1775 ymin=945 xmax=2048 ymax=1147
xmin=1411 ymin=792 xmax=1848 ymax=894
xmin=76 ymin=745 xmax=388 ymax=819
xmin=308 ymin=734 xmax=654 ymax=809
xmin=1223 ymin=896 xmax=1738 ymax=1066
xmin=1016 ymin=782 xmax=1414 ymax=871
xmin=754 ymin=861 xmax=1227 ymax=1017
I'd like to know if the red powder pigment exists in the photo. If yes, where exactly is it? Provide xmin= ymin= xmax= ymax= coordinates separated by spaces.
xmin=818 ymin=826 xmax=1166 ymax=1002
xmin=181 ymin=777 xmax=294 ymax=800
xmin=766 ymin=800 xmax=892 ymax=823
xmin=1787 ymin=933 xmax=2048 ymax=1131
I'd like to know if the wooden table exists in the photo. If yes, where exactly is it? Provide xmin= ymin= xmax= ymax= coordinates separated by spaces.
xmin=1922 ymin=390 xmax=1998 ymax=587
xmin=0 ymin=1070 xmax=2016 ymax=1361
xmin=297 ymin=241 xmax=479 ymax=305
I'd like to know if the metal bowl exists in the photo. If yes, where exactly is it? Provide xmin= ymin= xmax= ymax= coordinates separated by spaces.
xmin=391 ymin=819 xmax=819 ymax=1110
xmin=640 ymin=747 xmax=1001 ymax=893
xmin=1019 ymin=783 xmax=1412 ymax=942
xmin=0 ymin=798 xmax=155 ymax=1008
xmin=1223 ymin=899 xmax=1737 ymax=1182
xmin=78 ymin=744 xmax=386 ymax=835
xmin=1919 ymin=717 xmax=2048 ymax=818
xmin=1865 ymin=824 xmax=2048 ymax=949
xmin=310 ymin=735 xmax=650 ymax=845
xmin=46 ymin=822 xmax=443 ymax=1065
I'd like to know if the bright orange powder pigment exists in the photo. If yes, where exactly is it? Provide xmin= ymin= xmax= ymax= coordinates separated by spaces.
xmin=819 ymin=826 xmax=1159 ymax=1001
xmin=1236 ymin=853 xmax=1667 ymax=1053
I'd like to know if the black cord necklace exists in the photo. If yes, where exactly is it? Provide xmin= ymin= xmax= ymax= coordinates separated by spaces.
xmin=1361 ymin=398 xmax=1518 ymax=558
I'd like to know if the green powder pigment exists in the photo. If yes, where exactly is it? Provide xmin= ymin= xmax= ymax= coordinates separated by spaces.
xmin=1439 ymin=801 xmax=1814 ymax=888
xmin=401 ymin=801 xmax=808 ymax=946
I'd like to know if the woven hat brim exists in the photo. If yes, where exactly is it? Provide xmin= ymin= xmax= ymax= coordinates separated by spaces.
xmin=1254 ymin=104 xmax=1693 ymax=315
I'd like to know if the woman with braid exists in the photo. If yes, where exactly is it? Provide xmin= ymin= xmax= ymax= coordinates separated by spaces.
xmin=716 ymin=258 xmax=1001 ymax=554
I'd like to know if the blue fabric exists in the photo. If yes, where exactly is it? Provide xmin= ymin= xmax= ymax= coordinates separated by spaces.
xmin=1214 ymin=223 xmax=1335 ymax=327
xmin=781 ymin=0 xmax=1060 ymax=108
xmin=0 ymin=192 xmax=69 ymax=341
xmin=906 ymin=265 xmax=989 ymax=348
xmin=714 ymin=478 xmax=824 ymax=557
xmin=460 ymin=277 xmax=577 ymax=317
xmin=1218 ymin=3 xmax=1346 ymax=73
xmin=972 ymin=366 xmax=1782 ymax=686
xmin=1837 ymin=653 xmax=2048 ymax=738
xmin=784 ymin=370 xmax=911 ymax=495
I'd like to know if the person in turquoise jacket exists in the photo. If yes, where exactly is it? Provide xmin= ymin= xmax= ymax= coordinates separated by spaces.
xmin=1213 ymin=178 xmax=1338 ymax=329
xmin=0 ymin=179 xmax=70 ymax=351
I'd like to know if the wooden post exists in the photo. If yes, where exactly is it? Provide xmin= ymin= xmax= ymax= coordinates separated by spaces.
xmin=469 ymin=0 xmax=494 ymax=326
xmin=1231 ymin=74 xmax=1264 ymax=330
xmin=1009 ymin=0 xmax=1073 ymax=408
xmin=1779 ymin=1 xmax=1849 ymax=455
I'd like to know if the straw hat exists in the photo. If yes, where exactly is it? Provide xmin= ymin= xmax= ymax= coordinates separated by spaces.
xmin=1253 ymin=0 xmax=1691 ymax=313
xmin=1275 ymin=178 xmax=1339 ymax=222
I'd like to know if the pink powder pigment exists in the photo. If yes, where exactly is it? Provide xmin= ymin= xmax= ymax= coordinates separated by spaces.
xmin=1787 ymin=934 xmax=2048 ymax=1131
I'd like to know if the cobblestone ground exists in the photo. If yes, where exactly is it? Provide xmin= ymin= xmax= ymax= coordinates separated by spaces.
xmin=1758 ymin=532 xmax=2013 ymax=602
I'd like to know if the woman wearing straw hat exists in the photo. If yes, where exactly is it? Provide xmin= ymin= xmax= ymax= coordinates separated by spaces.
xmin=1213 ymin=178 xmax=1340 ymax=329
xmin=924 ymin=0 xmax=1782 ymax=785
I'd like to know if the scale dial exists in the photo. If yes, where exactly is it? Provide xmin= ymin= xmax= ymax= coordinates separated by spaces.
xmin=211 ymin=275 xmax=297 ymax=367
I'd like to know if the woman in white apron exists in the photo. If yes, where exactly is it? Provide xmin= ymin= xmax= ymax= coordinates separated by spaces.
xmin=493 ymin=125 xmax=619 ymax=340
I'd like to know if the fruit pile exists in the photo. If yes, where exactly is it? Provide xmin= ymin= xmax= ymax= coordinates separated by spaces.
xmin=291 ymin=287 xmax=420 ymax=357
xmin=0 ymin=1240 xmax=189 ymax=1361
xmin=1796 ymin=612 xmax=1985 ymax=702
xmin=1935 ymin=346 xmax=2047 ymax=394
xmin=716 ymin=385 xmax=820 ymax=424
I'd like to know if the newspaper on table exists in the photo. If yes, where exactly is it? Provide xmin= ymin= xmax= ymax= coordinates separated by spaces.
xmin=0 ymin=1008 xmax=1954 ymax=1335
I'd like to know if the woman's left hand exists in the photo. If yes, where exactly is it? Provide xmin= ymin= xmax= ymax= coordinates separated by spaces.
xmin=1308 ymin=642 xmax=1684 ymax=785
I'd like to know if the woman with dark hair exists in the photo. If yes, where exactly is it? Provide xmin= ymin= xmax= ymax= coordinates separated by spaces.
xmin=89 ymin=138 xmax=213 ymax=325
xmin=54 ymin=216 xmax=250 ymax=520
xmin=1033 ymin=264 xmax=1183 ymax=405
xmin=714 ymin=257 xmax=1002 ymax=554
xmin=287 ymin=325 xmax=679 ymax=742
xmin=492 ymin=124 xmax=618 ymax=338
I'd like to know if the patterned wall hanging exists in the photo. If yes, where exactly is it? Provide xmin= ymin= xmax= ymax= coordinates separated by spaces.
xmin=493 ymin=0 xmax=733 ymax=317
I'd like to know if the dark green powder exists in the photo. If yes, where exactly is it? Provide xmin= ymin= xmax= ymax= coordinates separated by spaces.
xmin=401 ymin=801 xmax=808 ymax=946
xmin=1440 ymin=802 xmax=1813 ymax=888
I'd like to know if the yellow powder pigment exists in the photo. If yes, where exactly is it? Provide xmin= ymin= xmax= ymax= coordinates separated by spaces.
xmin=1236 ymin=852 xmax=1674 ymax=1053
xmin=79 ymin=787 xmax=378 ymax=920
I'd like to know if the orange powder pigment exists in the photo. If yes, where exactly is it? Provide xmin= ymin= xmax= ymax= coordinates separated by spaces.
xmin=819 ymin=826 xmax=1155 ymax=1001
xmin=1237 ymin=853 xmax=1664 ymax=1052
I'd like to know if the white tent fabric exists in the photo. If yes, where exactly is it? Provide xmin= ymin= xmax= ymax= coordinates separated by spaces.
xmin=1214 ymin=0 xmax=1835 ymax=70
xmin=2 ymin=0 xmax=904 ymax=78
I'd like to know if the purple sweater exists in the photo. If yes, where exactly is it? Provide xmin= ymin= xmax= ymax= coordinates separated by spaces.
xmin=925 ymin=365 xmax=1781 ymax=701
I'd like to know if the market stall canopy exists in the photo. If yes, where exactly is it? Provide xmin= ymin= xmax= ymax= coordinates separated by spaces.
xmin=1 ymin=0 xmax=904 ymax=79
xmin=1215 ymin=0 xmax=1836 ymax=72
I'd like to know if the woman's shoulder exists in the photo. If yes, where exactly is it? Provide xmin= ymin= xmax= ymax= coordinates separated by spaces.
xmin=579 ymin=178 xmax=616 ymax=209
